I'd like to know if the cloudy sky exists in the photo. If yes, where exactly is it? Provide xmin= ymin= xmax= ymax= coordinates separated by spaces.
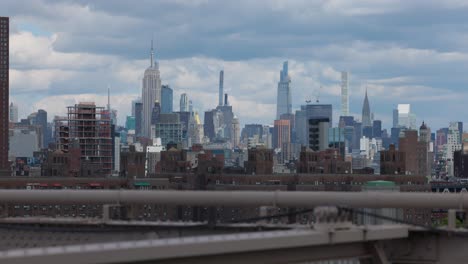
xmin=4 ymin=0 xmax=468 ymax=130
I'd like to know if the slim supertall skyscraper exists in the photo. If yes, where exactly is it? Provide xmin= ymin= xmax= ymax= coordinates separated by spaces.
xmin=0 ymin=17 xmax=9 ymax=176
xmin=341 ymin=71 xmax=349 ymax=116
xmin=361 ymin=89 xmax=371 ymax=127
xmin=141 ymin=40 xmax=162 ymax=138
xmin=218 ymin=70 xmax=224 ymax=106
xmin=276 ymin=61 xmax=292 ymax=119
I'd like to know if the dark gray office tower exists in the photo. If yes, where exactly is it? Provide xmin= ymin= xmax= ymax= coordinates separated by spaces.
xmin=204 ymin=110 xmax=215 ymax=140
xmin=373 ymin=120 xmax=382 ymax=138
xmin=36 ymin=109 xmax=48 ymax=148
xmin=308 ymin=118 xmax=330 ymax=151
xmin=135 ymin=102 xmax=143 ymax=137
xmin=339 ymin=116 xmax=354 ymax=128
xmin=150 ymin=101 xmax=161 ymax=125
xmin=295 ymin=104 xmax=332 ymax=146
xmin=353 ymin=122 xmax=362 ymax=149
xmin=363 ymin=126 xmax=373 ymax=139
xmin=391 ymin=127 xmax=401 ymax=148
xmin=458 ymin=122 xmax=463 ymax=144
xmin=241 ymin=124 xmax=264 ymax=140
xmin=392 ymin=108 xmax=399 ymax=128
xmin=161 ymin=85 xmax=173 ymax=114
xmin=0 ymin=17 xmax=8 ymax=175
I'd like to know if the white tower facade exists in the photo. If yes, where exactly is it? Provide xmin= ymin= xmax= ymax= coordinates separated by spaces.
xmin=141 ymin=40 xmax=162 ymax=138
xmin=9 ymin=102 xmax=18 ymax=123
xmin=180 ymin=93 xmax=189 ymax=112
xmin=341 ymin=71 xmax=349 ymax=116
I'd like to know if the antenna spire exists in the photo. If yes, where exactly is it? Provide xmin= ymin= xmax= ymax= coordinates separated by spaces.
xmin=107 ymin=85 xmax=111 ymax=111
xmin=150 ymin=38 xmax=154 ymax=67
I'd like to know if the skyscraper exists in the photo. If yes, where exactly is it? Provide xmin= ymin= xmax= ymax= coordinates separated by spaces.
xmin=392 ymin=108 xmax=399 ymax=128
xmin=218 ymin=70 xmax=224 ymax=106
xmin=36 ymin=109 xmax=48 ymax=148
xmin=180 ymin=93 xmax=189 ymax=112
xmin=9 ymin=102 xmax=18 ymax=123
xmin=135 ymin=102 xmax=143 ymax=137
xmin=295 ymin=104 xmax=332 ymax=146
xmin=361 ymin=89 xmax=371 ymax=127
xmin=273 ymin=119 xmax=291 ymax=163
xmin=276 ymin=61 xmax=292 ymax=119
xmin=161 ymin=85 xmax=173 ymax=114
xmin=0 ymin=17 xmax=9 ymax=176
xmin=341 ymin=71 xmax=349 ymax=116
xmin=141 ymin=40 xmax=162 ymax=138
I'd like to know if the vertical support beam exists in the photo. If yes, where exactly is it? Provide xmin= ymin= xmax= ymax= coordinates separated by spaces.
xmin=370 ymin=242 xmax=390 ymax=264
xmin=448 ymin=209 xmax=457 ymax=230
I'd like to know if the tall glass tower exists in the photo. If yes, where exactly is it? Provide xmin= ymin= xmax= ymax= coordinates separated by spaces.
xmin=161 ymin=85 xmax=173 ymax=113
xmin=276 ymin=61 xmax=292 ymax=119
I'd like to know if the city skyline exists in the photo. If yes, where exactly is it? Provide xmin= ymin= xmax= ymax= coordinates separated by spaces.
xmin=3 ymin=1 xmax=468 ymax=129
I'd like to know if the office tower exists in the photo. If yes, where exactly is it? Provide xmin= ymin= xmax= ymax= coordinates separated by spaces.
xmin=458 ymin=122 xmax=463 ymax=145
xmin=231 ymin=116 xmax=240 ymax=147
xmin=308 ymin=118 xmax=330 ymax=151
xmin=0 ymin=17 xmax=8 ymax=175
xmin=242 ymin=124 xmax=264 ymax=140
xmin=126 ymin=116 xmax=136 ymax=130
xmin=141 ymin=40 xmax=162 ymax=138
xmin=398 ymin=104 xmax=412 ymax=129
xmin=131 ymin=98 xmax=141 ymax=116
xmin=341 ymin=71 xmax=349 ymax=116
xmin=135 ymin=102 xmax=143 ymax=137
xmin=188 ymin=112 xmax=204 ymax=145
xmin=203 ymin=110 xmax=215 ymax=141
xmin=362 ymin=126 xmax=373 ymax=139
xmin=189 ymin=100 xmax=193 ymax=114
xmin=154 ymin=113 xmax=183 ymax=146
xmin=180 ymin=93 xmax=189 ymax=112
xmin=273 ymin=119 xmax=291 ymax=163
xmin=339 ymin=116 xmax=354 ymax=128
xmin=9 ymin=102 xmax=18 ymax=123
xmin=295 ymin=104 xmax=332 ymax=146
xmin=361 ymin=89 xmax=371 ymax=127
xmin=392 ymin=108 xmax=399 ymax=128
xmin=399 ymin=122 xmax=432 ymax=176
xmin=161 ymin=85 xmax=173 ymax=114
xmin=36 ymin=109 xmax=48 ymax=148
xmin=276 ymin=61 xmax=292 ymax=119
xmin=373 ymin=120 xmax=382 ymax=138
xmin=218 ymin=70 xmax=224 ymax=106
xmin=55 ymin=103 xmax=112 ymax=175
xmin=150 ymin=101 xmax=161 ymax=126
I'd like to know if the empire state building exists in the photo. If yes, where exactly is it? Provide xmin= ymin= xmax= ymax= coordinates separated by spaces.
xmin=141 ymin=40 xmax=162 ymax=138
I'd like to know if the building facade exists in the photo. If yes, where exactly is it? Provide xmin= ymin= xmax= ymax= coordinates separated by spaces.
xmin=0 ymin=17 xmax=8 ymax=176
xmin=141 ymin=41 xmax=162 ymax=138
xmin=179 ymin=93 xmax=189 ymax=112
xmin=161 ymin=85 xmax=173 ymax=114
xmin=276 ymin=61 xmax=292 ymax=119
xmin=54 ymin=103 xmax=113 ymax=176
xmin=341 ymin=71 xmax=349 ymax=116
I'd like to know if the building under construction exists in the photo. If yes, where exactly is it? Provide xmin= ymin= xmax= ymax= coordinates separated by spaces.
xmin=55 ymin=102 xmax=112 ymax=176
